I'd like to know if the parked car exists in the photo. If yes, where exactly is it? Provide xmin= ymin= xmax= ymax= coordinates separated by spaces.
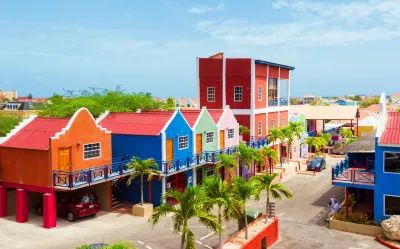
xmin=36 ymin=192 xmax=100 ymax=222
xmin=307 ymin=157 xmax=327 ymax=172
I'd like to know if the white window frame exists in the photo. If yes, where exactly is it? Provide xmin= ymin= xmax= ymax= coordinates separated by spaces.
xmin=384 ymin=194 xmax=400 ymax=216
xmin=258 ymin=121 xmax=262 ymax=136
xmin=178 ymin=136 xmax=189 ymax=150
xmin=258 ymin=86 xmax=262 ymax=101
xmin=383 ymin=151 xmax=400 ymax=174
xmin=206 ymin=132 xmax=214 ymax=144
xmin=234 ymin=86 xmax=243 ymax=102
xmin=83 ymin=142 xmax=101 ymax=160
xmin=271 ymin=120 xmax=275 ymax=129
xmin=207 ymin=87 xmax=215 ymax=102
xmin=228 ymin=129 xmax=234 ymax=139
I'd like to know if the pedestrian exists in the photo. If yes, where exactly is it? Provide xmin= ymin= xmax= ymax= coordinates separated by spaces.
xmin=326 ymin=197 xmax=339 ymax=222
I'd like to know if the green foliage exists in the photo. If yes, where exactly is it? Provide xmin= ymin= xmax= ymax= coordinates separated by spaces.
xmin=165 ymin=97 xmax=176 ymax=111
xmin=359 ymin=98 xmax=380 ymax=108
xmin=0 ymin=116 xmax=21 ymax=137
xmin=216 ymin=154 xmax=237 ymax=177
xmin=235 ymin=143 xmax=255 ymax=170
xmin=346 ymin=137 xmax=358 ymax=145
xmin=334 ymin=212 xmax=378 ymax=226
xmin=149 ymin=186 xmax=222 ymax=249
xmin=239 ymin=125 xmax=250 ymax=136
xmin=40 ymin=87 xmax=165 ymax=118
xmin=310 ymin=102 xmax=317 ymax=106
xmin=323 ymin=102 xmax=330 ymax=106
xmin=268 ymin=128 xmax=281 ymax=145
xmin=290 ymin=98 xmax=301 ymax=105
xmin=302 ymin=136 xmax=327 ymax=152
xmin=339 ymin=129 xmax=353 ymax=139
xmin=319 ymin=133 xmax=332 ymax=144
xmin=288 ymin=121 xmax=303 ymax=139
xmin=261 ymin=146 xmax=279 ymax=165
xmin=76 ymin=241 xmax=137 ymax=249
xmin=1 ymin=97 xmax=10 ymax=102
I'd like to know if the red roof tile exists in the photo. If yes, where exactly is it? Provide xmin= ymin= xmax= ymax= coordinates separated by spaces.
xmin=181 ymin=110 xmax=201 ymax=127
xmin=1 ymin=118 xmax=70 ymax=150
xmin=208 ymin=110 xmax=224 ymax=124
xmin=392 ymin=93 xmax=400 ymax=97
xmin=380 ymin=112 xmax=400 ymax=145
xmin=99 ymin=112 xmax=174 ymax=136
xmin=190 ymin=98 xmax=197 ymax=104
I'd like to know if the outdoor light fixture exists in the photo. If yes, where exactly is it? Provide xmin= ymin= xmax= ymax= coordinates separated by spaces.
xmin=77 ymin=141 xmax=81 ymax=146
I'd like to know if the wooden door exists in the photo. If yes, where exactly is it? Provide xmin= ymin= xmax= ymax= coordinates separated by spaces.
xmin=59 ymin=148 xmax=71 ymax=171
xmin=196 ymin=134 xmax=202 ymax=153
xmin=219 ymin=130 xmax=225 ymax=149
xmin=166 ymin=139 xmax=174 ymax=161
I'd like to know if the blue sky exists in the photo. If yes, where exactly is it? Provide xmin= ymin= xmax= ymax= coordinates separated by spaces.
xmin=0 ymin=0 xmax=399 ymax=98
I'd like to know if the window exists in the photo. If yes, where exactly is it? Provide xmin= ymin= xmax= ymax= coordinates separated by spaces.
xmin=271 ymin=120 xmax=275 ymax=129
xmin=81 ymin=196 xmax=90 ymax=204
xmin=282 ymin=118 xmax=285 ymax=127
xmin=84 ymin=143 xmax=101 ymax=159
xmin=268 ymin=79 xmax=278 ymax=100
xmin=384 ymin=152 xmax=400 ymax=173
xmin=385 ymin=195 xmax=400 ymax=216
xmin=178 ymin=136 xmax=189 ymax=150
xmin=258 ymin=86 xmax=262 ymax=101
xmin=206 ymin=165 xmax=214 ymax=177
xmin=234 ymin=86 xmax=242 ymax=102
xmin=6 ymin=104 xmax=18 ymax=110
xmin=228 ymin=129 xmax=234 ymax=139
xmin=206 ymin=132 xmax=214 ymax=144
xmin=258 ymin=121 xmax=262 ymax=136
xmin=207 ymin=87 xmax=215 ymax=102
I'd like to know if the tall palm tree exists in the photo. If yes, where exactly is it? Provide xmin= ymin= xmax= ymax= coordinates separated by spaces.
xmin=261 ymin=146 xmax=279 ymax=174
xmin=254 ymin=173 xmax=293 ymax=223
xmin=268 ymin=128 xmax=282 ymax=167
xmin=251 ymin=148 xmax=265 ymax=173
xmin=279 ymin=127 xmax=293 ymax=166
xmin=301 ymin=137 xmax=326 ymax=155
xmin=203 ymin=177 xmax=239 ymax=249
xmin=230 ymin=177 xmax=259 ymax=240
xmin=235 ymin=143 xmax=254 ymax=176
xmin=126 ymin=157 xmax=161 ymax=206
xmin=149 ymin=186 xmax=222 ymax=249
xmin=216 ymin=154 xmax=237 ymax=178
xmin=288 ymin=121 xmax=303 ymax=140
xmin=239 ymin=125 xmax=250 ymax=136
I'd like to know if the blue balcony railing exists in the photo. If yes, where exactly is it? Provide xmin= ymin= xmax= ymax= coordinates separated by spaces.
xmin=332 ymin=157 xmax=375 ymax=186
xmin=268 ymin=100 xmax=278 ymax=107
xmin=54 ymin=137 xmax=271 ymax=189
xmin=280 ymin=98 xmax=288 ymax=106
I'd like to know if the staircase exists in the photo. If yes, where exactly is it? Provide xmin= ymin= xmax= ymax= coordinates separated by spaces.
xmin=111 ymin=178 xmax=126 ymax=210
xmin=111 ymin=194 xmax=122 ymax=209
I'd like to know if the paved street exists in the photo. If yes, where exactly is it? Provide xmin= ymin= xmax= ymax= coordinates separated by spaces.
xmin=0 ymin=158 xmax=385 ymax=249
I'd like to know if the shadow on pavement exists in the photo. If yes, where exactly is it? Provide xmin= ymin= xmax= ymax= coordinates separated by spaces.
xmin=311 ymin=186 xmax=345 ymax=207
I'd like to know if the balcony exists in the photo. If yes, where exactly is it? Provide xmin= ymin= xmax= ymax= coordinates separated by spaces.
xmin=267 ymin=99 xmax=288 ymax=107
xmin=268 ymin=99 xmax=278 ymax=107
xmin=53 ymin=137 xmax=271 ymax=189
xmin=332 ymin=157 xmax=375 ymax=188
xmin=279 ymin=98 xmax=288 ymax=106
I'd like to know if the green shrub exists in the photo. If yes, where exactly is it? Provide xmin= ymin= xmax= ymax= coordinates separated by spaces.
xmin=333 ymin=211 xmax=379 ymax=226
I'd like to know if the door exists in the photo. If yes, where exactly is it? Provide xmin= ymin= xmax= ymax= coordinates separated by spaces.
xmin=219 ymin=130 xmax=225 ymax=149
xmin=261 ymin=236 xmax=267 ymax=249
xmin=166 ymin=139 xmax=174 ymax=170
xmin=58 ymin=148 xmax=71 ymax=171
xmin=196 ymin=168 xmax=203 ymax=185
xmin=196 ymin=134 xmax=202 ymax=153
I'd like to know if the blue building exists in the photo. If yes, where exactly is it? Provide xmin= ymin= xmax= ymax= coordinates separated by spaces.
xmin=332 ymin=94 xmax=400 ymax=222
xmin=98 ymin=109 xmax=194 ymax=206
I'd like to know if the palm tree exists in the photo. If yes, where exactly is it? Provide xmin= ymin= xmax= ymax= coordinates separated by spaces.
xmin=279 ymin=127 xmax=293 ymax=166
xmin=261 ymin=146 xmax=279 ymax=174
xmin=235 ymin=143 xmax=254 ymax=176
xmin=126 ymin=157 xmax=161 ymax=206
xmin=251 ymin=148 xmax=265 ymax=173
xmin=301 ymin=137 xmax=326 ymax=155
xmin=254 ymin=173 xmax=293 ymax=223
xmin=230 ymin=177 xmax=259 ymax=240
xmin=288 ymin=121 xmax=303 ymax=140
xmin=149 ymin=186 xmax=222 ymax=249
xmin=203 ymin=176 xmax=239 ymax=249
xmin=340 ymin=129 xmax=353 ymax=140
xmin=216 ymin=154 xmax=237 ymax=178
xmin=239 ymin=125 xmax=250 ymax=136
xmin=268 ymin=128 xmax=281 ymax=148
xmin=76 ymin=241 xmax=137 ymax=249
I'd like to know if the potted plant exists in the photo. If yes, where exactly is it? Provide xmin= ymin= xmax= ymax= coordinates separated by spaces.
xmin=348 ymin=193 xmax=356 ymax=213
xmin=239 ymin=125 xmax=250 ymax=141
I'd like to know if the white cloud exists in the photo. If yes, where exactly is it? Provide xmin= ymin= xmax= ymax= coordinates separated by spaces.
xmin=188 ymin=3 xmax=224 ymax=14
xmin=196 ymin=0 xmax=400 ymax=47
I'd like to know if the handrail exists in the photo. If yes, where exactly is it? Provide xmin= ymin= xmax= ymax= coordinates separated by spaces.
xmin=332 ymin=157 xmax=375 ymax=185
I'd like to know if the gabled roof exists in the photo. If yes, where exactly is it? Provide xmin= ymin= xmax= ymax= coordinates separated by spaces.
xmin=99 ymin=111 xmax=175 ymax=136
xmin=379 ymin=112 xmax=400 ymax=145
xmin=208 ymin=110 xmax=224 ymax=124
xmin=0 ymin=118 xmax=70 ymax=150
xmin=181 ymin=110 xmax=202 ymax=128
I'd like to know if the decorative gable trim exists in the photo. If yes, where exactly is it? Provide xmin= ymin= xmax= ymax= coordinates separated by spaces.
xmin=51 ymin=108 xmax=111 ymax=140
xmin=0 ymin=115 xmax=37 ymax=144
xmin=216 ymin=105 xmax=230 ymax=127
xmin=95 ymin=110 xmax=110 ymax=124
xmin=192 ymin=107 xmax=206 ymax=128
xmin=160 ymin=108 xmax=179 ymax=133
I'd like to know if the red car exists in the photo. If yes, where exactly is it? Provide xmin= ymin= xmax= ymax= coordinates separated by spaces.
xmin=36 ymin=192 xmax=100 ymax=222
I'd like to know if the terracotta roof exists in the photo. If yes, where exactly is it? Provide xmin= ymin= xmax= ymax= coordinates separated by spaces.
xmin=392 ymin=93 xmax=400 ymax=97
xmin=190 ymin=98 xmax=197 ymax=104
xmin=99 ymin=111 xmax=174 ymax=136
xmin=379 ymin=112 xmax=400 ymax=145
xmin=181 ymin=110 xmax=201 ymax=128
xmin=290 ymin=105 xmax=358 ymax=120
xmin=303 ymin=94 xmax=314 ymax=97
xmin=208 ymin=110 xmax=224 ymax=124
xmin=1 ymin=118 xmax=70 ymax=150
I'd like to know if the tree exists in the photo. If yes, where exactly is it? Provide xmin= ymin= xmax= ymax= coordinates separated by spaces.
xmin=254 ymin=173 xmax=293 ymax=223
xmin=0 ymin=116 xmax=20 ymax=137
xmin=149 ymin=186 xmax=222 ymax=249
xmin=310 ymin=102 xmax=317 ymax=106
xmin=216 ymin=154 xmax=237 ymax=178
xmin=1 ymin=97 xmax=10 ymax=102
xmin=339 ymin=129 xmax=353 ymax=140
xmin=323 ymin=102 xmax=330 ymax=106
xmin=251 ymin=148 xmax=265 ymax=170
xmin=76 ymin=241 xmax=137 ymax=249
xmin=126 ymin=157 xmax=161 ymax=206
xmin=202 ymin=176 xmax=239 ymax=249
xmin=302 ymin=137 xmax=326 ymax=154
xmin=230 ymin=177 xmax=259 ymax=240
xmin=268 ymin=128 xmax=281 ymax=148
xmin=279 ymin=127 xmax=293 ymax=166
xmin=239 ymin=125 xmax=250 ymax=136
xmin=359 ymin=98 xmax=379 ymax=108
xmin=164 ymin=97 xmax=176 ymax=110
xmin=288 ymin=121 xmax=303 ymax=140
xmin=235 ymin=143 xmax=254 ymax=173
xmin=261 ymin=146 xmax=279 ymax=174
xmin=27 ymin=94 xmax=33 ymax=100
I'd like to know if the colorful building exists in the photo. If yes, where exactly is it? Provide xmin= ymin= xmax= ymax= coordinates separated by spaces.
xmin=289 ymin=113 xmax=308 ymax=159
xmin=0 ymin=108 xmax=115 ymax=229
xmin=390 ymin=93 xmax=400 ymax=104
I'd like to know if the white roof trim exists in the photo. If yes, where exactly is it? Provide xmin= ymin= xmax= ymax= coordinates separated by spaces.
xmin=160 ymin=108 xmax=179 ymax=133
xmin=216 ymin=105 xmax=230 ymax=127
xmin=51 ymin=108 xmax=111 ymax=140
xmin=0 ymin=115 xmax=37 ymax=144
xmin=192 ymin=107 xmax=206 ymax=128
xmin=95 ymin=110 xmax=110 ymax=124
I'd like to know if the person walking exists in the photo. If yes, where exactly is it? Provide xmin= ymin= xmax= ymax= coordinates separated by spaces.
xmin=326 ymin=197 xmax=339 ymax=222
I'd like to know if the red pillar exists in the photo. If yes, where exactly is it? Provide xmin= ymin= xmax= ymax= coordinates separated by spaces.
xmin=350 ymin=120 xmax=353 ymax=135
xmin=345 ymin=187 xmax=349 ymax=218
xmin=0 ymin=186 xmax=7 ymax=218
xmin=356 ymin=117 xmax=359 ymax=137
xmin=43 ymin=193 xmax=56 ymax=229
xmin=16 ymin=189 xmax=28 ymax=223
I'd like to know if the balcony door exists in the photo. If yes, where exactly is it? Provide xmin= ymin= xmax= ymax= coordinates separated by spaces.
xmin=219 ymin=130 xmax=225 ymax=149
xmin=58 ymin=147 xmax=71 ymax=171
xmin=196 ymin=134 xmax=202 ymax=153
xmin=268 ymin=78 xmax=278 ymax=101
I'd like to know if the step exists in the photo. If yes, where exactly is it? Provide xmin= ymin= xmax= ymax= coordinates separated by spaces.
xmin=112 ymin=203 xmax=123 ymax=209
xmin=112 ymin=200 xmax=120 ymax=205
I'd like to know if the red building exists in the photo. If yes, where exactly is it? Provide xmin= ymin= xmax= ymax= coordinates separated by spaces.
xmin=197 ymin=53 xmax=295 ymax=142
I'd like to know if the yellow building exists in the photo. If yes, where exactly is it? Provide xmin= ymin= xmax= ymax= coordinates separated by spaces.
xmin=355 ymin=116 xmax=378 ymax=138
xmin=0 ymin=89 xmax=17 ymax=100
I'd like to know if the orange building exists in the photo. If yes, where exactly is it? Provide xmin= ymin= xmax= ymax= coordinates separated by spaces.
xmin=0 ymin=108 xmax=116 ymax=229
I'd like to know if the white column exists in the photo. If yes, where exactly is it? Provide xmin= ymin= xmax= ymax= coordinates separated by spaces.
xmin=278 ymin=67 xmax=281 ymax=127
xmin=192 ymin=168 xmax=197 ymax=186
xmin=162 ymin=177 xmax=166 ymax=203
xmin=223 ymin=58 xmax=226 ymax=108
xmin=161 ymin=132 xmax=166 ymax=172
xmin=287 ymin=73 xmax=291 ymax=106
xmin=250 ymin=59 xmax=255 ymax=137
xmin=266 ymin=65 xmax=269 ymax=135
xmin=196 ymin=57 xmax=200 ymax=109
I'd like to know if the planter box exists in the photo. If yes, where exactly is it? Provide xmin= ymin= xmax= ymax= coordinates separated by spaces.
xmin=329 ymin=219 xmax=382 ymax=237
xmin=132 ymin=203 xmax=153 ymax=217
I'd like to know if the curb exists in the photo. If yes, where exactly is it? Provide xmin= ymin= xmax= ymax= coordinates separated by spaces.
xmin=376 ymin=235 xmax=400 ymax=249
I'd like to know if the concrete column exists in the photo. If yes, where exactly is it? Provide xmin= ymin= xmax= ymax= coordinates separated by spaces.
xmin=192 ymin=168 xmax=197 ymax=186
xmin=43 ymin=193 xmax=56 ymax=229
xmin=287 ymin=76 xmax=291 ymax=106
xmin=16 ymin=189 xmax=28 ymax=223
xmin=0 ymin=186 xmax=7 ymax=218
xmin=162 ymin=177 xmax=166 ymax=204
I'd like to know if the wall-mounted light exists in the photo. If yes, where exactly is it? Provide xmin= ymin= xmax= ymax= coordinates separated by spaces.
xmin=77 ymin=141 xmax=81 ymax=146
xmin=226 ymin=127 xmax=228 ymax=130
